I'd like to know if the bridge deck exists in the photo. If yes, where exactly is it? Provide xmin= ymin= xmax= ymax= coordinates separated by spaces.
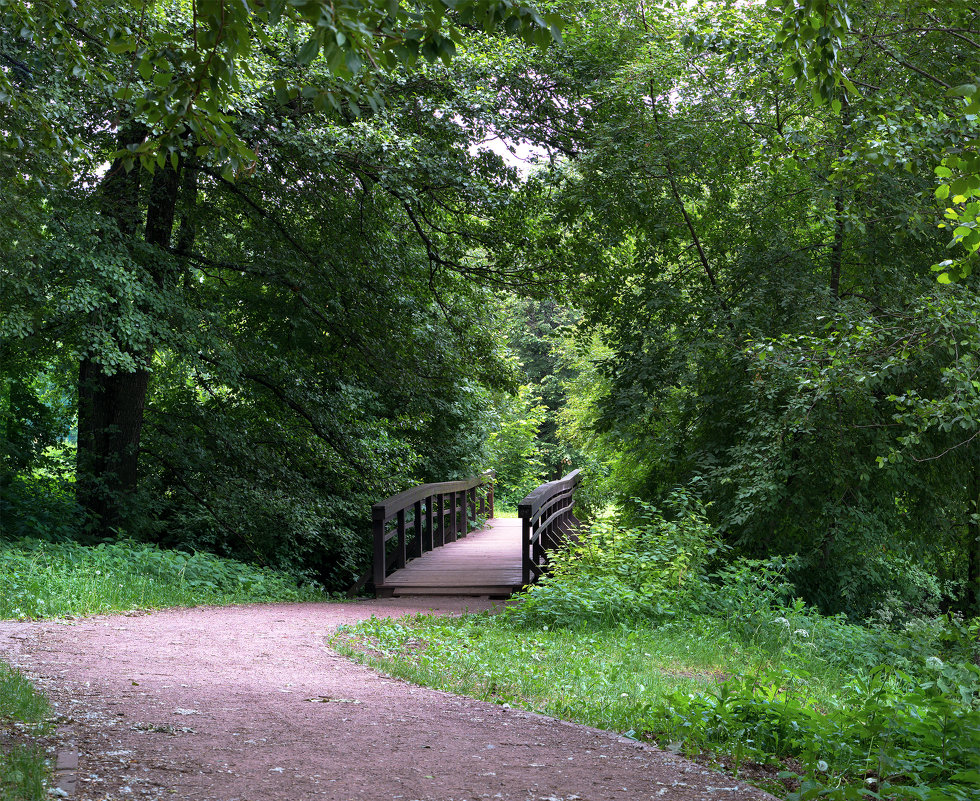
xmin=377 ymin=517 xmax=524 ymax=597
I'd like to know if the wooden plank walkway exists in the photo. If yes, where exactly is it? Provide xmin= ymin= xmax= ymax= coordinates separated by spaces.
xmin=377 ymin=517 xmax=523 ymax=597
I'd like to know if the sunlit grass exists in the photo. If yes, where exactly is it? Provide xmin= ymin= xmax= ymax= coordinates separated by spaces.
xmin=0 ymin=539 xmax=330 ymax=620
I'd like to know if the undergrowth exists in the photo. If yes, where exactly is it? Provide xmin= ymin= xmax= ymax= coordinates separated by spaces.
xmin=337 ymin=490 xmax=980 ymax=801
xmin=0 ymin=661 xmax=50 ymax=801
xmin=0 ymin=538 xmax=329 ymax=620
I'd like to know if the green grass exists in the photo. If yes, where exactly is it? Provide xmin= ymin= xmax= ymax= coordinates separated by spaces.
xmin=492 ymin=507 xmax=519 ymax=519
xmin=334 ymin=612 xmax=844 ymax=731
xmin=0 ymin=538 xmax=330 ymax=620
xmin=1 ymin=661 xmax=50 ymax=801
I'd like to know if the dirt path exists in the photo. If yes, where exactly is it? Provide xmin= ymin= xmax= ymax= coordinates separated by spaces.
xmin=0 ymin=599 xmax=775 ymax=801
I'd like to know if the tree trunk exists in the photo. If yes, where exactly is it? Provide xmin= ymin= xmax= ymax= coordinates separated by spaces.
xmin=75 ymin=131 xmax=182 ymax=538
xmin=76 ymin=364 xmax=151 ymax=535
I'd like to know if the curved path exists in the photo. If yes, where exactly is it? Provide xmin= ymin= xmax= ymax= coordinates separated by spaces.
xmin=0 ymin=599 xmax=775 ymax=801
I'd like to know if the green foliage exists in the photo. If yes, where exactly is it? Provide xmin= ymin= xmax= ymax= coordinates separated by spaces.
xmin=647 ymin=661 xmax=980 ymax=801
xmin=0 ymin=9 xmax=556 ymax=587
xmin=529 ymin=0 xmax=980 ymax=617
xmin=0 ymin=662 xmax=47 ymax=728
xmin=768 ymin=0 xmax=980 ymax=284
xmin=0 ymin=0 xmax=561 ymax=175
xmin=702 ymin=557 xmax=980 ymax=676
xmin=0 ymin=742 xmax=47 ymax=801
xmin=497 ymin=298 xmax=585 ymax=488
xmin=487 ymin=384 xmax=548 ymax=507
xmin=503 ymin=488 xmax=722 ymax=627
xmin=0 ymin=458 xmax=80 ymax=544
xmin=0 ymin=661 xmax=50 ymax=801
xmin=0 ymin=539 xmax=328 ymax=620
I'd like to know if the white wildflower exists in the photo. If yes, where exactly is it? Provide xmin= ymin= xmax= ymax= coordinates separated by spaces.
xmin=816 ymin=760 xmax=829 ymax=773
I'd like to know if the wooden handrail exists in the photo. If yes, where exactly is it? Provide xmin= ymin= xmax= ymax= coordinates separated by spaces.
xmin=372 ymin=471 xmax=495 ymax=589
xmin=518 ymin=469 xmax=581 ymax=586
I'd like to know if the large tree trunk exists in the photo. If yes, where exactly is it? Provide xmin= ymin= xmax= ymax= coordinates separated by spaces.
xmin=75 ymin=131 xmax=182 ymax=538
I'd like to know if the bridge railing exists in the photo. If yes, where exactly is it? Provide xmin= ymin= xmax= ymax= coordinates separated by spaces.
xmin=372 ymin=471 xmax=495 ymax=590
xmin=518 ymin=469 xmax=581 ymax=586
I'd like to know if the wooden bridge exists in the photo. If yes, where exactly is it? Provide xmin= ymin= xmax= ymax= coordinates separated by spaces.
xmin=370 ymin=470 xmax=581 ymax=597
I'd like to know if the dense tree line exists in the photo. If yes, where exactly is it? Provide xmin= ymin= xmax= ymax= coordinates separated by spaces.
xmin=2 ymin=0 xmax=978 ymax=615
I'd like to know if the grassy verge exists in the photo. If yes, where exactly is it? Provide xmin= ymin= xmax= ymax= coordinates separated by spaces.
xmin=0 ymin=661 xmax=50 ymax=801
xmin=334 ymin=612 xmax=848 ymax=722
xmin=0 ymin=538 xmax=330 ymax=620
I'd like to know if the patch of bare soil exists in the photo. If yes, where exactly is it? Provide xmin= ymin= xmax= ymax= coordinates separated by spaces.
xmin=0 ymin=599 xmax=777 ymax=800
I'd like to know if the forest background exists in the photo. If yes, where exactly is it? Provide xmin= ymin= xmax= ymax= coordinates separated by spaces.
xmin=1 ymin=0 xmax=979 ymax=623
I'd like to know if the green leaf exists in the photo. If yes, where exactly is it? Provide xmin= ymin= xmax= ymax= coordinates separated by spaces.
xmin=949 ymin=83 xmax=978 ymax=98
xmin=297 ymin=37 xmax=320 ymax=65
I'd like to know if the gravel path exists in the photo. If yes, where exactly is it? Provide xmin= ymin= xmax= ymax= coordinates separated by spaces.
xmin=0 ymin=599 xmax=775 ymax=801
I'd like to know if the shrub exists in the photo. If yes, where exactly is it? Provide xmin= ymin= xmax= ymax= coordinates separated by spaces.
xmin=504 ymin=488 xmax=723 ymax=627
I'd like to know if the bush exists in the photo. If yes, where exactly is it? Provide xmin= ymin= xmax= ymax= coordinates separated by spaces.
xmin=504 ymin=488 xmax=723 ymax=627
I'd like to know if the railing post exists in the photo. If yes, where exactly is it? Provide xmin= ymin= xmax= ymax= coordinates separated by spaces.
xmin=396 ymin=508 xmax=407 ymax=569
xmin=373 ymin=506 xmax=386 ymax=588
xmin=448 ymin=491 xmax=457 ymax=541
xmin=436 ymin=492 xmax=445 ymax=547
xmin=424 ymin=495 xmax=434 ymax=551
xmin=411 ymin=500 xmax=423 ymax=558
xmin=519 ymin=500 xmax=532 ymax=587
xmin=488 ymin=478 xmax=494 ymax=518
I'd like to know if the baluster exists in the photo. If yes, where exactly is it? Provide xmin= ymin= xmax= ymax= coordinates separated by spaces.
xmin=436 ymin=493 xmax=445 ymax=547
xmin=396 ymin=508 xmax=407 ymax=569
xmin=519 ymin=503 xmax=532 ymax=586
xmin=448 ymin=491 xmax=457 ymax=541
xmin=411 ymin=500 xmax=423 ymax=558
xmin=424 ymin=495 xmax=434 ymax=551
